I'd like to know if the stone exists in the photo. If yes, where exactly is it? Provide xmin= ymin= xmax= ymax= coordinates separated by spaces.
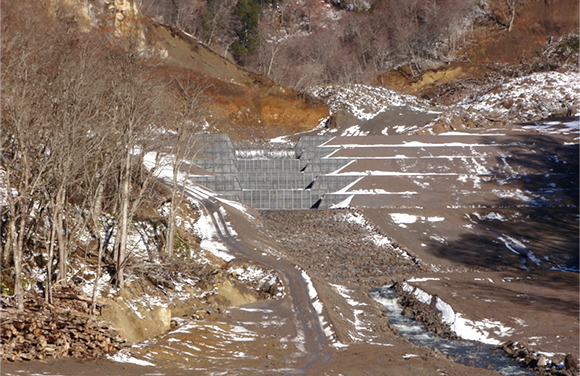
xmin=537 ymin=354 xmax=548 ymax=367
xmin=565 ymin=354 xmax=578 ymax=370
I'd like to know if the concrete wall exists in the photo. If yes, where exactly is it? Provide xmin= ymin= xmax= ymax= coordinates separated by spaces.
xmin=188 ymin=134 xmax=355 ymax=210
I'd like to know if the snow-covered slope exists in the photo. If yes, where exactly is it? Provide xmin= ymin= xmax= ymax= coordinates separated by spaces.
xmin=308 ymin=71 xmax=579 ymax=138
xmin=308 ymin=84 xmax=437 ymax=121
xmin=465 ymin=71 xmax=579 ymax=121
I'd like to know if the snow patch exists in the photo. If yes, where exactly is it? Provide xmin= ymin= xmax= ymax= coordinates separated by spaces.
xmin=299 ymin=268 xmax=338 ymax=346
xmin=435 ymin=297 xmax=512 ymax=345
xmin=307 ymin=84 xmax=439 ymax=121
xmin=108 ymin=350 xmax=156 ymax=366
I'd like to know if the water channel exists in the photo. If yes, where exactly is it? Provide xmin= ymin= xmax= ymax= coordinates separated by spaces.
xmin=370 ymin=285 xmax=535 ymax=376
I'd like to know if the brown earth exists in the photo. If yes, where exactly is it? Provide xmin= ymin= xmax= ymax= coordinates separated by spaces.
xmin=149 ymin=23 xmax=329 ymax=139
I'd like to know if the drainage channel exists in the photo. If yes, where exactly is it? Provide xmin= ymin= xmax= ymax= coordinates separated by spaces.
xmin=370 ymin=285 xmax=535 ymax=376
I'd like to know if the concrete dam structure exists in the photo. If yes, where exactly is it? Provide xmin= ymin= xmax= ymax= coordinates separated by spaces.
xmin=188 ymin=134 xmax=358 ymax=209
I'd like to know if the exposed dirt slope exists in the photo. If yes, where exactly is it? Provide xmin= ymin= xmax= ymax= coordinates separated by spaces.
xmin=150 ymin=24 xmax=329 ymax=140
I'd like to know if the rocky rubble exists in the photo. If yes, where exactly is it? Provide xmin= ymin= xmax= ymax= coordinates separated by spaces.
xmin=501 ymin=341 xmax=579 ymax=376
xmin=1 ymin=295 xmax=128 ymax=362
xmin=257 ymin=209 xmax=423 ymax=284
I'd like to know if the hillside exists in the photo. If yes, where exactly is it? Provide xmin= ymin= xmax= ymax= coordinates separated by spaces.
xmin=137 ymin=0 xmax=578 ymax=94
xmin=148 ymin=23 xmax=329 ymax=139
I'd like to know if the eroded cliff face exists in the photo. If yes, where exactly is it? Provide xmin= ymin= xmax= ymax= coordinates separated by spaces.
xmin=148 ymin=23 xmax=329 ymax=139
xmin=56 ymin=0 xmax=328 ymax=140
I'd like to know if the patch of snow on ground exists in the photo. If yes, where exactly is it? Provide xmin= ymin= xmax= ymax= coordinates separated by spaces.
xmin=407 ymin=277 xmax=441 ymax=283
xmin=497 ymin=234 xmax=527 ymax=255
xmin=339 ymin=211 xmax=393 ymax=249
xmin=329 ymin=283 xmax=380 ymax=344
xmin=390 ymin=214 xmax=444 ymax=224
xmin=473 ymin=212 xmax=506 ymax=221
xmin=81 ymin=270 xmax=111 ymax=298
xmin=347 ymin=189 xmax=418 ymax=195
xmin=435 ymin=297 xmax=512 ymax=345
xmin=193 ymin=205 xmax=235 ymax=262
xmin=228 ymin=264 xmax=283 ymax=298
xmin=341 ymin=125 xmax=369 ymax=137
xmin=466 ymin=71 xmax=580 ymax=121
xmin=219 ymin=206 xmax=238 ymax=236
xmin=216 ymin=197 xmax=254 ymax=220
xmin=330 ymin=195 xmax=354 ymax=209
xmin=390 ymin=213 xmax=418 ymax=224
xmin=269 ymin=135 xmax=291 ymax=144
xmin=429 ymin=234 xmax=447 ymax=244
xmin=299 ymin=268 xmax=337 ymax=346
xmin=492 ymin=188 xmax=549 ymax=206
xmin=108 ymin=350 xmax=156 ymax=366
xmin=414 ymin=288 xmax=432 ymax=305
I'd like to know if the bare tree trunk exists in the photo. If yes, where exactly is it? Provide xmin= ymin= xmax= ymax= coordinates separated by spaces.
xmin=55 ymin=185 xmax=67 ymax=282
xmin=91 ymin=181 xmax=105 ymax=315
xmin=14 ymin=215 xmax=26 ymax=311
xmin=46 ymin=217 xmax=56 ymax=304
xmin=165 ymin=164 xmax=178 ymax=258
xmin=266 ymin=44 xmax=279 ymax=77
xmin=507 ymin=0 xmax=516 ymax=32
xmin=117 ymin=147 xmax=131 ymax=289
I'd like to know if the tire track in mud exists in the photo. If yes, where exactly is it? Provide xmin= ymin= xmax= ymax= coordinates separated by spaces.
xmin=186 ymin=186 xmax=333 ymax=375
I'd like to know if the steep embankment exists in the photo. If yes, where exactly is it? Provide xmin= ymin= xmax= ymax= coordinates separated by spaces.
xmin=149 ymin=24 xmax=329 ymax=140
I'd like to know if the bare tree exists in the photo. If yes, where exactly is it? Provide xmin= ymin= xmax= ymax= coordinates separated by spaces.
xmin=1 ymin=0 xmax=61 ymax=310
xmin=161 ymin=76 xmax=206 ymax=258
xmin=202 ymin=0 xmax=236 ymax=49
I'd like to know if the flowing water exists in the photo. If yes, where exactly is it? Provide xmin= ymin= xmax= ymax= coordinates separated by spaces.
xmin=370 ymin=285 xmax=535 ymax=376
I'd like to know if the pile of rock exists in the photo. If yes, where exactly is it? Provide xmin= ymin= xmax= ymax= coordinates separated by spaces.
xmin=395 ymin=282 xmax=459 ymax=340
xmin=258 ymin=209 xmax=421 ymax=283
xmin=501 ymin=341 xmax=579 ymax=376
xmin=1 ymin=311 xmax=127 ymax=362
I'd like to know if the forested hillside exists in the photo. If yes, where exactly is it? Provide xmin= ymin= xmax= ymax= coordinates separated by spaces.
xmin=1 ymin=0 xmax=210 ymax=311
xmin=138 ymin=0 xmax=579 ymax=90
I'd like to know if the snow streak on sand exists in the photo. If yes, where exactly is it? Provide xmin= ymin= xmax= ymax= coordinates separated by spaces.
xmin=299 ymin=268 xmax=339 ymax=347
xmin=330 ymin=195 xmax=354 ymax=209
xmin=108 ymin=351 xmax=156 ymax=366
xmin=390 ymin=213 xmax=445 ymax=225
xmin=217 ymin=197 xmax=255 ymax=220
xmin=402 ymin=282 xmax=432 ymax=305
xmin=498 ymin=234 xmax=541 ymax=267
xmin=402 ymin=283 xmax=513 ymax=345
xmin=435 ymin=297 xmax=513 ymax=345
xmin=330 ymin=283 xmax=393 ymax=347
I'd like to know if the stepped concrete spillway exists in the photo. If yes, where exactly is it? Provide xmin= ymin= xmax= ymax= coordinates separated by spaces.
xmin=188 ymin=134 xmax=357 ymax=209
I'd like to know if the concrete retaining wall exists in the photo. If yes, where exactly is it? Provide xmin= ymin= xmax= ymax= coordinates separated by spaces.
xmin=188 ymin=134 xmax=356 ymax=210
